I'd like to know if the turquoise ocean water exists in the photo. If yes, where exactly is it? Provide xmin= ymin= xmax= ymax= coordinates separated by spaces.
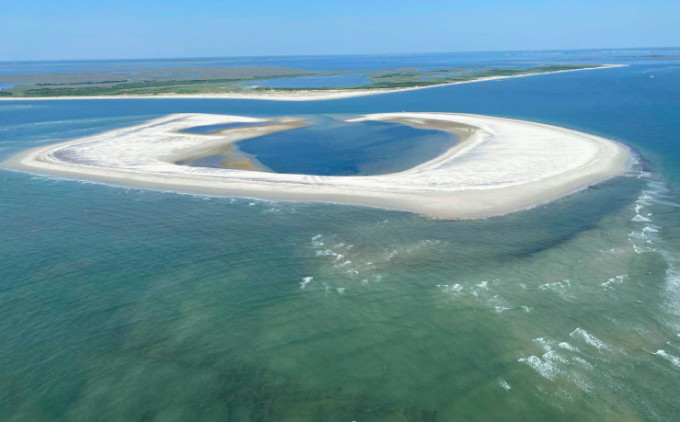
xmin=1 ymin=50 xmax=680 ymax=421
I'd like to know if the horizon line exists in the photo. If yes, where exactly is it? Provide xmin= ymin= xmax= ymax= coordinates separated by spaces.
xmin=1 ymin=45 xmax=678 ymax=65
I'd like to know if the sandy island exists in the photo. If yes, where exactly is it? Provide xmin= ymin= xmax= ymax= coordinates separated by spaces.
xmin=0 ymin=65 xmax=624 ymax=102
xmin=3 ymin=112 xmax=633 ymax=219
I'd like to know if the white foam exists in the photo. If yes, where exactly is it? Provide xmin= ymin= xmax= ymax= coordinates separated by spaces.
xmin=518 ymin=355 xmax=559 ymax=380
xmin=601 ymin=274 xmax=628 ymax=289
xmin=498 ymin=379 xmax=511 ymax=391
xmin=539 ymin=279 xmax=571 ymax=291
xmin=629 ymin=230 xmax=648 ymax=240
xmin=569 ymin=328 xmax=611 ymax=351
xmin=558 ymin=342 xmax=581 ymax=352
xmin=437 ymin=283 xmax=463 ymax=294
xmin=572 ymin=356 xmax=594 ymax=370
xmin=654 ymin=350 xmax=680 ymax=368
xmin=385 ymin=250 xmax=399 ymax=260
xmin=334 ymin=260 xmax=352 ymax=268
xmin=601 ymin=247 xmax=625 ymax=254
xmin=534 ymin=337 xmax=558 ymax=352
xmin=632 ymin=177 xmax=680 ymax=324
xmin=570 ymin=373 xmax=593 ymax=393
xmin=300 ymin=276 xmax=313 ymax=289
xmin=629 ymin=239 xmax=656 ymax=254
xmin=520 ymin=335 xmax=600 ymax=391
xmin=543 ymin=350 xmax=569 ymax=364
xmin=632 ymin=214 xmax=652 ymax=223
xmin=643 ymin=225 xmax=659 ymax=233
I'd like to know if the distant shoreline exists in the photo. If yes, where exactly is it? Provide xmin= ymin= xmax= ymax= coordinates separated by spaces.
xmin=0 ymin=64 xmax=624 ymax=102
xmin=3 ymin=112 xmax=633 ymax=219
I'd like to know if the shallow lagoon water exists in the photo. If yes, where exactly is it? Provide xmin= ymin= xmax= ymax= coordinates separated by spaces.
xmin=177 ymin=116 xmax=456 ymax=175
xmin=236 ymin=115 xmax=455 ymax=175
xmin=1 ymin=53 xmax=680 ymax=421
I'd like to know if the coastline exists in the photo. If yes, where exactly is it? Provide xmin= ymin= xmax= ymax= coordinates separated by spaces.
xmin=0 ymin=64 xmax=625 ymax=102
xmin=2 ymin=112 xmax=633 ymax=219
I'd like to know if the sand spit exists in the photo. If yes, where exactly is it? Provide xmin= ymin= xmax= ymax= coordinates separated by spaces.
xmin=3 ymin=112 xmax=633 ymax=219
xmin=0 ymin=65 xmax=625 ymax=102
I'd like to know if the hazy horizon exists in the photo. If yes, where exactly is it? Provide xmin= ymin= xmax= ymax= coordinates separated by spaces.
xmin=0 ymin=45 xmax=678 ymax=64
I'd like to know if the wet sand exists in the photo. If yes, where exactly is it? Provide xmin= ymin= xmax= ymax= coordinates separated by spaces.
xmin=174 ymin=122 xmax=307 ymax=172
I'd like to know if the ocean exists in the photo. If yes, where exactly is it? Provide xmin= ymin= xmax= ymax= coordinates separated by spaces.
xmin=1 ymin=50 xmax=680 ymax=421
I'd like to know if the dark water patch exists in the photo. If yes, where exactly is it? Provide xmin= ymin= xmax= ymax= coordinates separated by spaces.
xmin=488 ymin=176 xmax=646 ymax=260
xmin=235 ymin=115 xmax=456 ymax=175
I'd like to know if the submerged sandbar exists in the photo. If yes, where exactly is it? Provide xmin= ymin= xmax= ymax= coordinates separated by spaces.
xmin=3 ymin=112 xmax=633 ymax=219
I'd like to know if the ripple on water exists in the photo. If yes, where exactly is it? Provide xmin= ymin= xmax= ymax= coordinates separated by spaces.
xmin=569 ymin=328 xmax=612 ymax=352
xmin=601 ymin=274 xmax=628 ymax=289
xmin=653 ymin=350 xmax=680 ymax=369
xmin=519 ymin=332 xmax=600 ymax=394
xmin=629 ymin=173 xmax=680 ymax=323
xmin=304 ymin=233 xmax=386 ymax=294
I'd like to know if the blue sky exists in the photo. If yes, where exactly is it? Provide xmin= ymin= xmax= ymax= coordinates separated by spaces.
xmin=0 ymin=0 xmax=678 ymax=60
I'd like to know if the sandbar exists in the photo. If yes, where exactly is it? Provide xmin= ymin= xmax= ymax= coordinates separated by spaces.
xmin=2 ymin=112 xmax=633 ymax=219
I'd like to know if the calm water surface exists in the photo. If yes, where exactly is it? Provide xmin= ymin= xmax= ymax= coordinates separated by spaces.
xmin=237 ymin=115 xmax=455 ymax=176
xmin=1 ymin=52 xmax=680 ymax=421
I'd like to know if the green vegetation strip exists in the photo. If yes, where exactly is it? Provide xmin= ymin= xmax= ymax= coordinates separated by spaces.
xmin=0 ymin=65 xmax=600 ymax=97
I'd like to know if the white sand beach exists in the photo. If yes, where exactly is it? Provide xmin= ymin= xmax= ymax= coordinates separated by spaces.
xmin=2 ymin=112 xmax=633 ymax=219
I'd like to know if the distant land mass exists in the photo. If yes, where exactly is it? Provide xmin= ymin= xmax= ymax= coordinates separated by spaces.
xmin=0 ymin=62 xmax=605 ymax=99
